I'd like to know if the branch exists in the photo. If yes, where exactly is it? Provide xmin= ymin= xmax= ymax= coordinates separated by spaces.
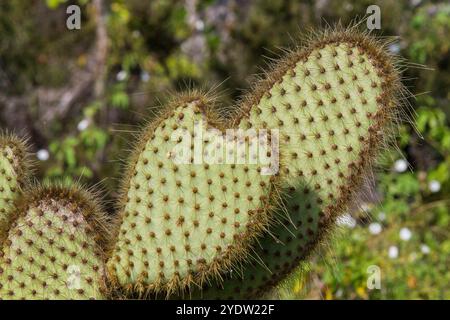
xmin=39 ymin=0 xmax=109 ymax=124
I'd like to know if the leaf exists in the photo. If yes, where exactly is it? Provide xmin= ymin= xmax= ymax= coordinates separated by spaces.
xmin=46 ymin=0 xmax=66 ymax=9
xmin=111 ymin=91 xmax=129 ymax=109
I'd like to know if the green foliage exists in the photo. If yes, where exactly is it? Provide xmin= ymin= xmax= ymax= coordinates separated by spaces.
xmin=46 ymin=125 xmax=108 ymax=181
xmin=279 ymin=194 xmax=449 ymax=299
xmin=110 ymin=84 xmax=130 ymax=109
xmin=409 ymin=4 xmax=450 ymax=64
xmin=46 ymin=0 xmax=67 ymax=9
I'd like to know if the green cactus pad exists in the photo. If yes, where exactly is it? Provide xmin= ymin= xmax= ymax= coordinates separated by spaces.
xmin=0 ymin=134 xmax=30 ymax=242
xmin=199 ymin=29 xmax=403 ymax=298
xmin=0 ymin=184 xmax=110 ymax=299
xmin=108 ymin=93 xmax=277 ymax=296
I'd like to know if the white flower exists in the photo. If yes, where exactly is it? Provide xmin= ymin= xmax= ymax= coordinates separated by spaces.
xmin=428 ymin=180 xmax=441 ymax=193
xmin=344 ymin=3 xmax=353 ymax=11
xmin=388 ymin=246 xmax=399 ymax=259
xmin=394 ymin=159 xmax=408 ymax=173
xmin=369 ymin=222 xmax=382 ymax=235
xmin=360 ymin=202 xmax=372 ymax=213
xmin=388 ymin=43 xmax=401 ymax=54
xmin=378 ymin=212 xmax=386 ymax=221
xmin=77 ymin=119 xmax=90 ymax=131
xmin=132 ymin=30 xmax=141 ymax=38
xmin=195 ymin=19 xmax=205 ymax=31
xmin=420 ymin=244 xmax=430 ymax=254
xmin=399 ymin=227 xmax=412 ymax=241
xmin=116 ymin=70 xmax=127 ymax=81
xmin=336 ymin=213 xmax=356 ymax=228
xmin=36 ymin=149 xmax=49 ymax=161
xmin=140 ymin=71 xmax=150 ymax=82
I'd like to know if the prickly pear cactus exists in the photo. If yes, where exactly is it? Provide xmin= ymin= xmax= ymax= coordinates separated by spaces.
xmin=198 ymin=29 xmax=404 ymax=298
xmin=0 ymin=184 xmax=109 ymax=299
xmin=0 ymin=26 xmax=405 ymax=301
xmin=108 ymin=93 xmax=277 ymax=297
xmin=0 ymin=134 xmax=30 ymax=242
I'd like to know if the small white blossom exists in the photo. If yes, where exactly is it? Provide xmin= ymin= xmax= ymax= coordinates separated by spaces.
xmin=399 ymin=227 xmax=412 ymax=241
xmin=336 ymin=213 xmax=356 ymax=229
xmin=378 ymin=212 xmax=386 ymax=221
xmin=344 ymin=3 xmax=353 ymax=11
xmin=132 ymin=30 xmax=141 ymax=38
xmin=140 ymin=71 xmax=150 ymax=82
xmin=369 ymin=222 xmax=382 ymax=235
xmin=77 ymin=119 xmax=90 ymax=131
xmin=388 ymin=246 xmax=399 ymax=259
xmin=388 ymin=43 xmax=401 ymax=54
xmin=37 ymin=149 xmax=49 ymax=161
xmin=195 ymin=19 xmax=205 ymax=31
xmin=428 ymin=180 xmax=441 ymax=193
xmin=394 ymin=159 xmax=408 ymax=173
xmin=427 ymin=5 xmax=438 ymax=15
xmin=420 ymin=244 xmax=430 ymax=254
xmin=116 ymin=70 xmax=127 ymax=81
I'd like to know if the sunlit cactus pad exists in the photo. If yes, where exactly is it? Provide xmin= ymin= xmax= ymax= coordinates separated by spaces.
xmin=108 ymin=94 xmax=276 ymax=296
xmin=199 ymin=29 xmax=403 ymax=298
xmin=0 ymin=134 xmax=30 ymax=242
xmin=0 ymin=184 xmax=109 ymax=299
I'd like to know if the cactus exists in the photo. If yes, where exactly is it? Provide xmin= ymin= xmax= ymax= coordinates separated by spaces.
xmin=107 ymin=93 xmax=277 ymax=297
xmin=196 ymin=28 xmax=405 ymax=298
xmin=0 ymin=133 xmax=31 ymax=243
xmin=0 ymin=183 xmax=110 ymax=299
xmin=0 ymin=25 xmax=406 ymax=300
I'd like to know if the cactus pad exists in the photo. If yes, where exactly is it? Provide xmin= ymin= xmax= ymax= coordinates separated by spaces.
xmin=199 ymin=29 xmax=403 ymax=298
xmin=0 ymin=184 xmax=109 ymax=299
xmin=0 ymin=134 xmax=30 ymax=242
xmin=108 ymin=93 xmax=277 ymax=296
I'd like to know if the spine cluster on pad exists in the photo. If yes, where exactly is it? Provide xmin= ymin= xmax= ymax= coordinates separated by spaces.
xmin=0 ymin=25 xmax=406 ymax=300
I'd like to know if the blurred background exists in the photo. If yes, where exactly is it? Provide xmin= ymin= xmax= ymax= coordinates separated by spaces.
xmin=0 ymin=0 xmax=448 ymax=299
